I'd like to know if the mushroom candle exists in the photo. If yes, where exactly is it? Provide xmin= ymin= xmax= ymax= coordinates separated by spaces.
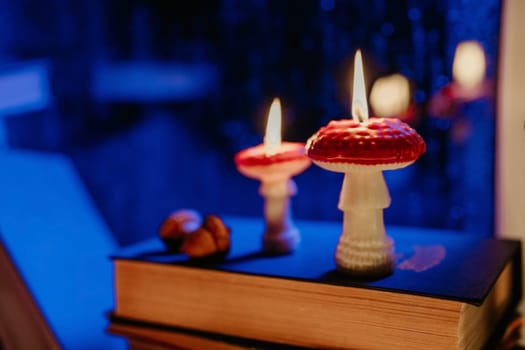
xmin=235 ymin=98 xmax=311 ymax=254
xmin=306 ymin=51 xmax=426 ymax=277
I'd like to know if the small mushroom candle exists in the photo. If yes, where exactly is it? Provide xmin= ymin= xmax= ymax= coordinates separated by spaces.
xmin=306 ymin=51 xmax=426 ymax=277
xmin=235 ymin=98 xmax=311 ymax=254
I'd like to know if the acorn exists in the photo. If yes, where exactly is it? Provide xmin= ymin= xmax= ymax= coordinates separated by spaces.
xmin=180 ymin=215 xmax=232 ymax=259
xmin=203 ymin=215 xmax=231 ymax=253
xmin=180 ymin=227 xmax=217 ymax=258
xmin=159 ymin=209 xmax=202 ymax=252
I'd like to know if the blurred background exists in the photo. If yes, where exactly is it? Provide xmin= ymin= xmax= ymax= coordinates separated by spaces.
xmin=0 ymin=0 xmax=501 ymax=246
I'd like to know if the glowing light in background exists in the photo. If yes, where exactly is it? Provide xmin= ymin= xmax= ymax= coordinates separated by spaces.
xmin=370 ymin=74 xmax=410 ymax=118
xmin=351 ymin=50 xmax=369 ymax=123
xmin=264 ymin=97 xmax=282 ymax=155
xmin=452 ymin=41 xmax=486 ymax=89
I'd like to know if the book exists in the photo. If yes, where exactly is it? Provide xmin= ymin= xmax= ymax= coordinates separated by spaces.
xmin=106 ymin=312 xmax=524 ymax=350
xmin=111 ymin=217 xmax=522 ymax=350
xmin=107 ymin=314 xmax=306 ymax=350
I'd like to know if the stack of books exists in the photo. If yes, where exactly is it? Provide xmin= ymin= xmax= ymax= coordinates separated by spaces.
xmin=107 ymin=217 xmax=522 ymax=350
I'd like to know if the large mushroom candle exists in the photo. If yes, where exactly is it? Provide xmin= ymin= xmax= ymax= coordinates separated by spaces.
xmin=235 ymin=98 xmax=311 ymax=254
xmin=306 ymin=51 xmax=426 ymax=277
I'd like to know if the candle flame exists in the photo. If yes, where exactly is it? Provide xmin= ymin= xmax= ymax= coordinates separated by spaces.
xmin=352 ymin=50 xmax=369 ymax=123
xmin=453 ymin=41 xmax=486 ymax=89
xmin=264 ymin=97 xmax=282 ymax=154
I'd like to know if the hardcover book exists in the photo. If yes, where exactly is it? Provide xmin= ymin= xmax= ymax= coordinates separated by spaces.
xmin=111 ymin=217 xmax=522 ymax=350
xmin=107 ymin=312 xmax=524 ymax=350
xmin=107 ymin=315 xmax=306 ymax=350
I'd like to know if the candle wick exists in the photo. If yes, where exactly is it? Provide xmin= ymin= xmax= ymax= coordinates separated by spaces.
xmin=352 ymin=102 xmax=367 ymax=124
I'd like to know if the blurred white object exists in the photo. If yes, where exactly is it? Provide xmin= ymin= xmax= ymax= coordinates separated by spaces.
xmin=370 ymin=74 xmax=410 ymax=118
xmin=453 ymin=41 xmax=486 ymax=90
xmin=497 ymin=0 xmax=525 ymax=241
xmin=497 ymin=1 xmax=525 ymax=341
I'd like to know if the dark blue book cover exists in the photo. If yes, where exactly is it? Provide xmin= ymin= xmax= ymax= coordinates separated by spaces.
xmin=112 ymin=217 xmax=522 ymax=306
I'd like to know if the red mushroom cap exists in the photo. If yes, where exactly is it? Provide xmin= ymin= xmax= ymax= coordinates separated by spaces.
xmin=306 ymin=118 xmax=426 ymax=166
xmin=234 ymin=142 xmax=307 ymax=167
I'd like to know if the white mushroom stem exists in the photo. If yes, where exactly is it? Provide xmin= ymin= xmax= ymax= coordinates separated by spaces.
xmin=339 ymin=170 xmax=391 ymax=210
xmin=259 ymin=179 xmax=300 ymax=254
xmin=336 ymin=170 xmax=395 ymax=276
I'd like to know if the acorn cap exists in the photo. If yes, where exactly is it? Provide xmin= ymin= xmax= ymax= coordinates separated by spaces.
xmin=159 ymin=209 xmax=202 ymax=239
xmin=159 ymin=209 xmax=202 ymax=251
